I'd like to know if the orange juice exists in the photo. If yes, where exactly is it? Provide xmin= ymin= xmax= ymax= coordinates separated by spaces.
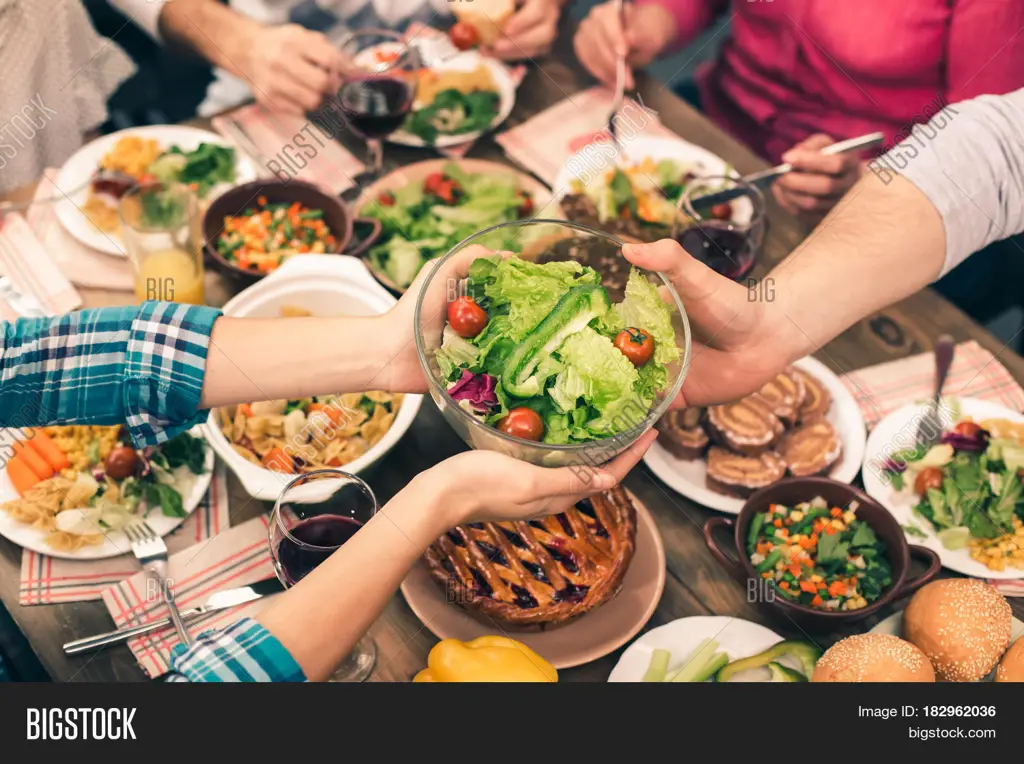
xmin=134 ymin=248 xmax=205 ymax=305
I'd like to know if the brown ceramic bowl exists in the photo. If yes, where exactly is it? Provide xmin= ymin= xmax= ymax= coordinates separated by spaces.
xmin=202 ymin=179 xmax=382 ymax=284
xmin=703 ymin=477 xmax=940 ymax=631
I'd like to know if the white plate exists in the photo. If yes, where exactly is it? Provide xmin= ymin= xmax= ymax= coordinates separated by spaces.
xmin=204 ymin=255 xmax=422 ymax=501
xmin=608 ymin=616 xmax=782 ymax=682
xmin=861 ymin=397 xmax=1024 ymax=580
xmin=54 ymin=125 xmax=257 ymax=256
xmin=551 ymin=135 xmax=748 ymax=221
xmin=0 ymin=428 xmax=213 ymax=560
xmin=358 ymin=44 xmax=516 ymax=149
xmin=400 ymin=493 xmax=666 ymax=670
xmin=871 ymin=610 xmax=1024 ymax=682
xmin=643 ymin=356 xmax=867 ymax=514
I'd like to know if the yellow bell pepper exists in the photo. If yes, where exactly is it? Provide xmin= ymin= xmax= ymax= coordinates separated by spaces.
xmin=413 ymin=636 xmax=557 ymax=683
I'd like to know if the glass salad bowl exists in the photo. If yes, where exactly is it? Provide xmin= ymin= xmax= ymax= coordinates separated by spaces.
xmin=414 ymin=219 xmax=691 ymax=467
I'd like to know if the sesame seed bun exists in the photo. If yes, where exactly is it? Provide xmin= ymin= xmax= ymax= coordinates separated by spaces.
xmin=812 ymin=633 xmax=935 ymax=682
xmin=904 ymin=579 xmax=1012 ymax=682
xmin=996 ymin=638 xmax=1024 ymax=683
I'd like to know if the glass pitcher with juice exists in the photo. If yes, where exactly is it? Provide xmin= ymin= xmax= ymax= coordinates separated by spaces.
xmin=119 ymin=182 xmax=206 ymax=305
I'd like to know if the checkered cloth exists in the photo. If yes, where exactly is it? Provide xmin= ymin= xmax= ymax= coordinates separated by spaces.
xmin=101 ymin=513 xmax=287 ymax=679
xmin=840 ymin=340 xmax=1024 ymax=429
xmin=19 ymin=464 xmax=231 ymax=605
xmin=0 ymin=302 xmax=221 ymax=447
xmin=840 ymin=340 xmax=1024 ymax=595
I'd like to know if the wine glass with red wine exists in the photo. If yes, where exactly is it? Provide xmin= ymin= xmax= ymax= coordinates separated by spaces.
xmin=337 ymin=29 xmax=418 ymax=176
xmin=269 ymin=469 xmax=379 ymax=682
xmin=677 ymin=176 xmax=766 ymax=282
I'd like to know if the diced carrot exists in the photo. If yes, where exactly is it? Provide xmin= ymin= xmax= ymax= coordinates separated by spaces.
xmin=799 ymin=580 xmax=818 ymax=593
xmin=787 ymin=564 xmax=802 ymax=577
xmin=238 ymin=403 xmax=253 ymax=417
xmin=824 ymin=525 xmax=838 ymax=535
xmin=828 ymin=581 xmax=848 ymax=597
xmin=778 ymin=581 xmax=790 ymax=590
xmin=797 ymin=536 xmax=815 ymax=549
xmin=12 ymin=439 xmax=53 ymax=480
xmin=811 ymin=595 xmax=823 ymax=607
xmin=773 ymin=518 xmax=783 ymax=528
xmin=26 ymin=430 xmax=70 ymax=471
xmin=761 ymin=572 xmax=773 ymax=579
xmin=261 ymin=447 xmax=295 ymax=474
xmin=756 ymin=541 xmax=772 ymax=555
xmin=7 ymin=456 xmax=41 ymax=496
xmin=257 ymin=196 xmax=268 ymax=206
xmin=830 ymin=507 xmax=842 ymax=518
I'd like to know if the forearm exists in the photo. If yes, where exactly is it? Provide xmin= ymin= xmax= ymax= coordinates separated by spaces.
xmin=255 ymin=475 xmax=453 ymax=681
xmin=157 ymin=0 xmax=263 ymax=78
xmin=200 ymin=314 xmax=395 ymax=408
xmin=762 ymin=173 xmax=945 ymax=363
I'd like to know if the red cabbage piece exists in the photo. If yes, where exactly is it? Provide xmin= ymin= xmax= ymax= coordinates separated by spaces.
xmin=881 ymin=458 xmax=908 ymax=474
xmin=941 ymin=429 xmax=989 ymax=452
xmin=447 ymin=371 xmax=498 ymax=413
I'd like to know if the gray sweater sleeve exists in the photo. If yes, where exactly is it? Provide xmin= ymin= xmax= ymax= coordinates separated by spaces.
xmin=865 ymin=87 xmax=1024 ymax=277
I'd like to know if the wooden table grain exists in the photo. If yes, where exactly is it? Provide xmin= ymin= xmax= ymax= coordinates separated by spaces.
xmin=3 ymin=52 xmax=1023 ymax=683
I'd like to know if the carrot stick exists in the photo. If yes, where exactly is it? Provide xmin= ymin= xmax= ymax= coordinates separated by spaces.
xmin=7 ymin=456 xmax=41 ymax=496
xmin=27 ymin=430 xmax=70 ymax=471
xmin=12 ymin=439 xmax=53 ymax=480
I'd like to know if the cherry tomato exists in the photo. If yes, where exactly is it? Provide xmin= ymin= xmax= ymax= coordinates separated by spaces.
xmin=516 ymin=190 xmax=534 ymax=217
xmin=449 ymin=21 xmax=480 ymax=51
xmin=914 ymin=466 xmax=944 ymax=496
xmin=104 ymin=446 xmax=140 ymax=480
xmin=378 ymin=191 xmax=395 ymax=206
xmin=953 ymin=420 xmax=983 ymax=438
xmin=708 ymin=203 xmax=733 ymax=221
xmin=424 ymin=172 xmax=445 ymax=194
xmin=614 ymin=327 xmax=655 ymax=367
xmin=435 ymin=178 xmax=462 ymax=205
xmin=447 ymin=296 xmax=489 ymax=338
xmin=497 ymin=407 xmax=545 ymax=441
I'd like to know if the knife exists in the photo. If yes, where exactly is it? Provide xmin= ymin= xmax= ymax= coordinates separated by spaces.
xmin=63 ymin=577 xmax=284 ymax=656
xmin=688 ymin=132 xmax=886 ymax=210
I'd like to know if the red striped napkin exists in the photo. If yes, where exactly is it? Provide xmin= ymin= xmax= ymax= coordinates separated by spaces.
xmin=496 ymin=87 xmax=679 ymax=186
xmin=840 ymin=340 xmax=1024 ymax=429
xmin=839 ymin=340 xmax=1024 ymax=594
xmin=19 ymin=465 xmax=231 ymax=606
xmin=403 ymin=23 xmax=526 ymax=159
xmin=211 ymin=106 xmax=365 ymax=194
xmin=101 ymin=512 xmax=278 ymax=678
xmin=0 ymin=210 xmax=82 ymax=313
xmin=22 ymin=170 xmax=134 ymax=291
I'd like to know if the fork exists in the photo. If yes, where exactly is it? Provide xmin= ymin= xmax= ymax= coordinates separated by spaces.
xmin=125 ymin=522 xmax=193 ymax=647
xmin=605 ymin=0 xmax=628 ymax=154
xmin=914 ymin=335 xmax=955 ymax=448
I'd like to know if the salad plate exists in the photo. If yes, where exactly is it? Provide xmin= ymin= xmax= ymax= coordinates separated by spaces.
xmin=0 ymin=427 xmax=213 ymax=561
xmin=862 ymin=397 xmax=1024 ymax=579
xmin=607 ymin=616 xmax=783 ymax=682
xmin=356 ymin=159 xmax=563 ymax=292
xmin=400 ymin=492 xmax=666 ymax=669
xmin=643 ymin=356 xmax=867 ymax=514
xmin=54 ymin=125 xmax=257 ymax=256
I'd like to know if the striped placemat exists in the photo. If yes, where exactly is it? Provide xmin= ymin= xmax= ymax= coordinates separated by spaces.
xmin=100 ymin=513 xmax=278 ymax=678
xmin=840 ymin=340 xmax=1024 ymax=594
xmin=19 ymin=465 xmax=230 ymax=605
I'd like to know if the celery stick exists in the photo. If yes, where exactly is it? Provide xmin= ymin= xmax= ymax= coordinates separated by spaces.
xmin=642 ymin=649 xmax=671 ymax=682
xmin=665 ymin=638 xmax=718 ymax=682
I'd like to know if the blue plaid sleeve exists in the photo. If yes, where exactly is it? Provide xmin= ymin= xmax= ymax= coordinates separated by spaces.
xmin=166 ymin=618 xmax=306 ymax=682
xmin=0 ymin=302 xmax=221 ymax=447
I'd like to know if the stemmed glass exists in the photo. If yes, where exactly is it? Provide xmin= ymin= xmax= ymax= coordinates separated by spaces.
xmin=269 ymin=469 xmax=379 ymax=682
xmin=336 ymin=29 xmax=418 ymax=176
xmin=677 ymin=176 xmax=767 ymax=281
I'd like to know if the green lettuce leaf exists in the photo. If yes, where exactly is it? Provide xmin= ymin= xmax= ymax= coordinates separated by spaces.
xmin=484 ymin=258 xmax=600 ymax=341
xmin=435 ymin=325 xmax=479 ymax=381
xmin=610 ymin=268 xmax=680 ymax=366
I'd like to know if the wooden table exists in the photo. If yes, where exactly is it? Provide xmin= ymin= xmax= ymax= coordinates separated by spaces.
xmin=3 ymin=51 xmax=1023 ymax=683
